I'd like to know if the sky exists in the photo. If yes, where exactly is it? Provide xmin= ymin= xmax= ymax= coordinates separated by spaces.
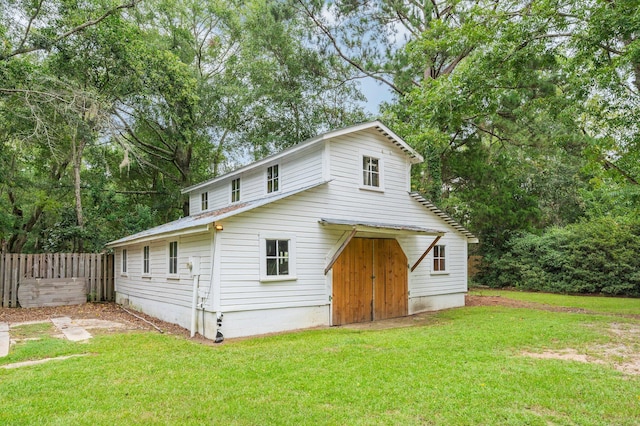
xmin=359 ymin=77 xmax=394 ymax=116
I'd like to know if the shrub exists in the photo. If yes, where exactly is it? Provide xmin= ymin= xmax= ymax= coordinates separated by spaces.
xmin=477 ymin=215 xmax=640 ymax=296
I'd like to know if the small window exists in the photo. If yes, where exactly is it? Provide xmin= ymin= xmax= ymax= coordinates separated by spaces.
xmin=259 ymin=234 xmax=296 ymax=281
xmin=143 ymin=245 xmax=150 ymax=275
xmin=433 ymin=245 xmax=446 ymax=272
xmin=169 ymin=241 xmax=178 ymax=275
xmin=231 ymin=178 xmax=241 ymax=202
xmin=266 ymin=239 xmax=289 ymax=276
xmin=201 ymin=192 xmax=208 ymax=211
xmin=121 ymin=249 xmax=128 ymax=274
xmin=363 ymin=156 xmax=380 ymax=187
xmin=267 ymin=165 xmax=279 ymax=193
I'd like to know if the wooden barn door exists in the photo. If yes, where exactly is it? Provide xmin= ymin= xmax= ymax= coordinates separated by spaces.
xmin=332 ymin=238 xmax=408 ymax=326
xmin=373 ymin=239 xmax=408 ymax=321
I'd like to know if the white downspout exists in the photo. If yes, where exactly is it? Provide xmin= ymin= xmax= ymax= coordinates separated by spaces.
xmin=188 ymin=257 xmax=201 ymax=338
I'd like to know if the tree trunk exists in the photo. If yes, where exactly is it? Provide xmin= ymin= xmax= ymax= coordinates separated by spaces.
xmin=72 ymin=132 xmax=87 ymax=252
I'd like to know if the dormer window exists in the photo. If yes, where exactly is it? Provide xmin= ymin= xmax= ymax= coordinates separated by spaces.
xmin=363 ymin=156 xmax=379 ymax=187
xmin=231 ymin=178 xmax=241 ymax=203
xmin=201 ymin=192 xmax=208 ymax=211
xmin=267 ymin=165 xmax=279 ymax=193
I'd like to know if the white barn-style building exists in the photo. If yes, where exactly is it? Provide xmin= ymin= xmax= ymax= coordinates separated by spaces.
xmin=107 ymin=121 xmax=478 ymax=339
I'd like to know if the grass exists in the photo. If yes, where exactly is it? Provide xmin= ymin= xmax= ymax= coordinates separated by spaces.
xmin=1 ymin=297 xmax=639 ymax=425
xmin=470 ymin=288 xmax=640 ymax=315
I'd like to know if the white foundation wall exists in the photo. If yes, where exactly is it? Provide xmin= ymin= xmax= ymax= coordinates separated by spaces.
xmin=200 ymin=305 xmax=330 ymax=339
xmin=116 ymin=292 xmax=193 ymax=330
xmin=409 ymin=293 xmax=465 ymax=314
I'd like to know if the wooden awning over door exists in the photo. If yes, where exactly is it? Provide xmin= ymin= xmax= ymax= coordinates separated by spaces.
xmin=320 ymin=218 xmax=445 ymax=275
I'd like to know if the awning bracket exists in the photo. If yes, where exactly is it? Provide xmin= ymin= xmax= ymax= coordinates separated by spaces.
xmin=410 ymin=235 xmax=441 ymax=272
xmin=324 ymin=227 xmax=357 ymax=275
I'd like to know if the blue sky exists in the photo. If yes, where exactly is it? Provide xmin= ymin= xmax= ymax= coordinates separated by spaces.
xmin=360 ymin=77 xmax=394 ymax=116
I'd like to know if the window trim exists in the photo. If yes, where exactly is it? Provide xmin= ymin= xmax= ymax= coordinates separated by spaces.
xmin=266 ymin=164 xmax=280 ymax=194
xmin=231 ymin=177 xmax=241 ymax=203
xmin=431 ymin=244 xmax=449 ymax=275
xmin=359 ymin=152 xmax=384 ymax=192
xmin=201 ymin=191 xmax=208 ymax=211
xmin=121 ymin=249 xmax=128 ymax=275
xmin=259 ymin=233 xmax=297 ymax=282
xmin=142 ymin=245 xmax=151 ymax=277
xmin=168 ymin=240 xmax=179 ymax=277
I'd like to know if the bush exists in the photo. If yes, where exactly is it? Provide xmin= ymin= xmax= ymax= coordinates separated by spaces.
xmin=477 ymin=216 xmax=640 ymax=296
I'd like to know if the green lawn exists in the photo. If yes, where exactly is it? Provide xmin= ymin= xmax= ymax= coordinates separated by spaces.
xmin=1 ymin=297 xmax=639 ymax=425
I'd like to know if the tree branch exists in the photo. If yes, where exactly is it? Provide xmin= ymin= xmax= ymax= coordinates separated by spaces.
xmin=295 ymin=0 xmax=405 ymax=95
xmin=1 ymin=0 xmax=141 ymax=61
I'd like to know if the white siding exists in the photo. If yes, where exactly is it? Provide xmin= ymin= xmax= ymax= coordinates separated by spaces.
xmin=324 ymin=130 xmax=469 ymax=297
xmin=217 ymin=188 xmax=333 ymax=312
xmin=187 ymin=143 xmax=325 ymax=215
xmin=115 ymin=232 xmax=212 ymax=310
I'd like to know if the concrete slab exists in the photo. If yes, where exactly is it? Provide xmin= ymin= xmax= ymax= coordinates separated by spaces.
xmin=2 ymin=354 xmax=88 ymax=369
xmin=50 ymin=317 xmax=92 ymax=342
xmin=0 ymin=322 xmax=9 ymax=357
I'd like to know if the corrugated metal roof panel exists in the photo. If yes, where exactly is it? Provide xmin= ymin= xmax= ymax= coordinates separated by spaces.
xmin=409 ymin=192 xmax=479 ymax=243
xmin=319 ymin=218 xmax=445 ymax=236
xmin=107 ymin=181 xmax=329 ymax=247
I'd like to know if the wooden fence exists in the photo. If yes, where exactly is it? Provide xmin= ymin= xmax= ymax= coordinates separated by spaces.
xmin=0 ymin=253 xmax=114 ymax=308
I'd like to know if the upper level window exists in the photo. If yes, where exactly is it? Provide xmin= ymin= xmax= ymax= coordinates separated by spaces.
xmin=121 ymin=249 xmax=128 ymax=274
xmin=169 ymin=241 xmax=178 ymax=275
xmin=143 ymin=245 xmax=150 ymax=275
xmin=201 ymin=192 xmax=208 ymax=211
xmin=362 ymin=156 xmax=380 ymax=188
xmin=231 ymin=178 xmax=241 ymax=202
xmin=433 ymin=245 xmax=446 ymax=272
xmin=267 ymin=165 xmax=279 ymax=193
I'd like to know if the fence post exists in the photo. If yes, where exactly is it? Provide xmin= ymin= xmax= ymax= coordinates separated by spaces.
xmin=1 ymin=254 xmax=6 ymax=308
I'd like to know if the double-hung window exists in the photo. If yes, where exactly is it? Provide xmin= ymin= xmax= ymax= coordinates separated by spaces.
xmin=260 ymin=234 xmax=296 ymax=281
xmin=433 ymin=245 xmax=446 ymax=272
xmin=231 ymin=178 xmax=241 ymax=202
xmin=121 ymin=249 xmax=128 ymax=274
xmin=201 ymin=192 xmax=208 ymax=211
xmin=267 ymin=165 xmax=279 ymax=193
xmin=266 ymin=239 xmax=289 ymax=276
xmin=361 ymin=154 xmax=383 ymax=190
xmin=363 ymin=156 xmax=380 ymax=187
xmin=143 ymin=245 xmax=150 ymax=275
xmin=169 ymin=241 xmax=178 ymax=275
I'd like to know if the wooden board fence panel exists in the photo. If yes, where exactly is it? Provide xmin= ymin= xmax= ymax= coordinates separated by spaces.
xmin=0 ymin=253 xmax=114 ymax=308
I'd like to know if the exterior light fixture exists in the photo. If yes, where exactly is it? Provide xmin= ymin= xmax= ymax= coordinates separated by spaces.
xmin=214 ymin=224 xmax=224 ymax=231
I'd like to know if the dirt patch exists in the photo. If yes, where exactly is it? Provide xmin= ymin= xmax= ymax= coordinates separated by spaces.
xmin=342 ymin=312 xmax=442 ymax=331
xmin=520 ymin=324 xmax=640 ymax=376
xmin=465 ymin=295 xmax=591 ymax=314
xmin=0 ymin=302 xmax=194 ymax=339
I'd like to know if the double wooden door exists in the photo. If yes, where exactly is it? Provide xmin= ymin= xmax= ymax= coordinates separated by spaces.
xmin=332 ymin=238 xmax=408 ymax=325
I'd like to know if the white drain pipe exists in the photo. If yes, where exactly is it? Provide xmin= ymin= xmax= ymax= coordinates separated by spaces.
xmin=188 ymin=257 xmax=201 ymax=338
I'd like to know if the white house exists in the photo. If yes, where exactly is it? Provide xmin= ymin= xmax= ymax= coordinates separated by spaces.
xmin=106 ymin=121 xmax=478 ymax=340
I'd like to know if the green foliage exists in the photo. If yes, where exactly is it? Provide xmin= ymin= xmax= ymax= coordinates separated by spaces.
xmin=479 ymin=216 xmax=640 ymax=296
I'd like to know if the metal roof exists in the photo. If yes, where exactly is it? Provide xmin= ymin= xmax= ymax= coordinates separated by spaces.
xmin=107 ymin=181 xmax=329 ymax=247
xmin=181 ymin=120 xmax=423 ymax=195
xmin=319 ymin=218 xmax=445 ymax=236
xmin=409 ymin=192 xmax=479 ymax=243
